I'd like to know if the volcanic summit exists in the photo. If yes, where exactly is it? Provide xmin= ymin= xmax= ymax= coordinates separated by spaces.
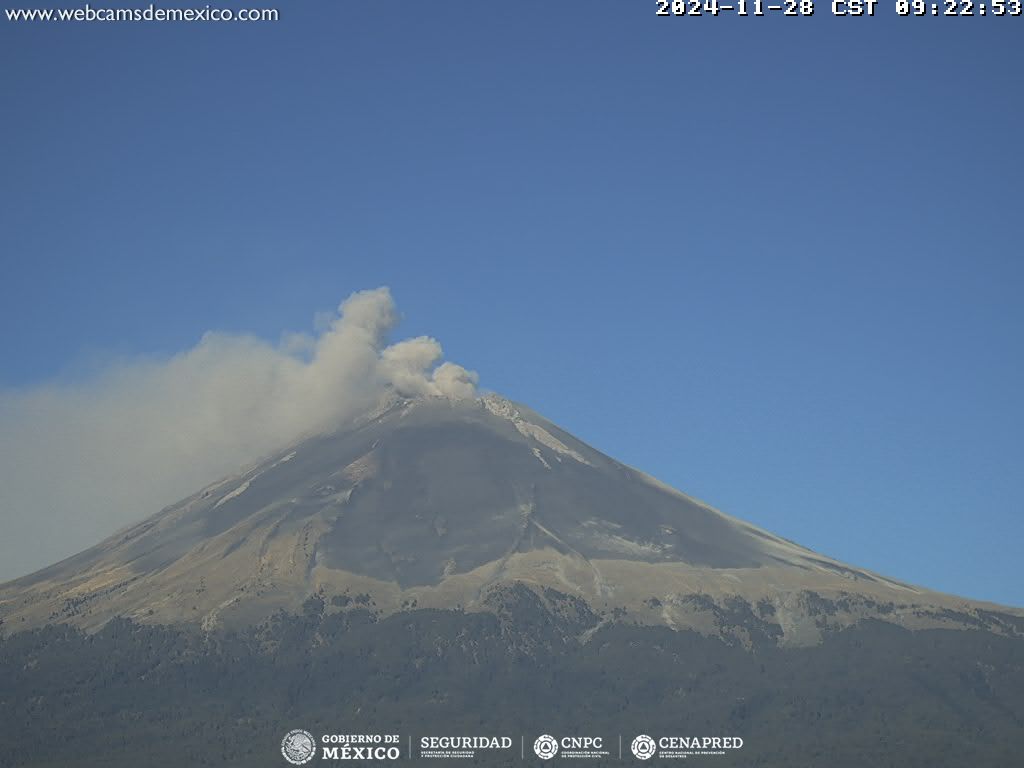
xmin=1 ymin=393 xmax=1020 ymax=644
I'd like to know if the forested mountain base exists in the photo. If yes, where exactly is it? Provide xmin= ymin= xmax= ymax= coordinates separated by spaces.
xmin=2 ymin=589 xmax=1022 ymax=768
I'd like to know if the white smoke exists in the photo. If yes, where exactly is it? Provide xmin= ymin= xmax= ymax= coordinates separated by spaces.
xmin=0 ymin=287 xmax=478 ymax=582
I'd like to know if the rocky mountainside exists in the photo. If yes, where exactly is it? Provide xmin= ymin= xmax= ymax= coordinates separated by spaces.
xmin=2 ymin=393 xmax=1020 ymax=646
xmin=3 ymin=393 xmax=1024 ymax=768
xmin=3 ymin=598 xmax=1024 ymax=768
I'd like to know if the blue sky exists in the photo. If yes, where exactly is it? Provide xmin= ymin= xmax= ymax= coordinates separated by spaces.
xmin=2 ymin=5 xmax=1022 ymax=606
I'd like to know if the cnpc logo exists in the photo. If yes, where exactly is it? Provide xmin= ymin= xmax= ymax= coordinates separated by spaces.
xmin=533 ymin=735 xmax=559 ymax=760
xmin=533 ymin=734 xmax=604 ymax=760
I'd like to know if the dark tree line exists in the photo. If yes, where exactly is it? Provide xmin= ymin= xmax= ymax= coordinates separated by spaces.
xmin=1 ymin=589 xmax=1022 ymax=767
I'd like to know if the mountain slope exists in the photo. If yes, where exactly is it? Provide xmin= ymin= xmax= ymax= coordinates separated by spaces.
xmin=1 ymin=394 xmax=1020 ymax=644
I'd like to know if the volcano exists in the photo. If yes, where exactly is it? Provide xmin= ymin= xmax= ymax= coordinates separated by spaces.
xmin=3 ymin=393 xmax=1024 ymax=768
xmin=2 ymin=393 xmax=1019 ymax=645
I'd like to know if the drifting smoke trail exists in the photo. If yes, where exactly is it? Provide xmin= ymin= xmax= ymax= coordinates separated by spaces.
xmin=0 ymin=287 xmax=477 ymax=581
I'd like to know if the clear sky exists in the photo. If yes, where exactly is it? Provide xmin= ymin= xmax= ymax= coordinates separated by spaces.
xmin=1 ymin=4 xmax=1022 ymax=606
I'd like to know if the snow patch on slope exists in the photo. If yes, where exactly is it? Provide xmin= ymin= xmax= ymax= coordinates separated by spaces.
xmin=214 ymin=480 xmax=251 ymax=508
xmin=481 ymin=395 xmax=591 ymax=466
xmin=272 ymin=451 xmax=296 ymax=467
xmin=532 ymin=447 xmax=552 ymax=470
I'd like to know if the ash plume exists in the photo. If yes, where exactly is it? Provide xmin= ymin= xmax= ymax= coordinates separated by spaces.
xmin=0 ymin=287 xmax=477 ymax=581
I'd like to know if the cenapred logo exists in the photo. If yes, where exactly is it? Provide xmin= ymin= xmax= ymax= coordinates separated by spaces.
xmin=533 ymin=734 xmax=559 ymax=760
xmin=281 ymin=729 xmax=316 ymax=765
xmin=631 ymin=734 xmax=743 ymax=759
xmin=631 ymin=734 xmax=657 ymax=760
